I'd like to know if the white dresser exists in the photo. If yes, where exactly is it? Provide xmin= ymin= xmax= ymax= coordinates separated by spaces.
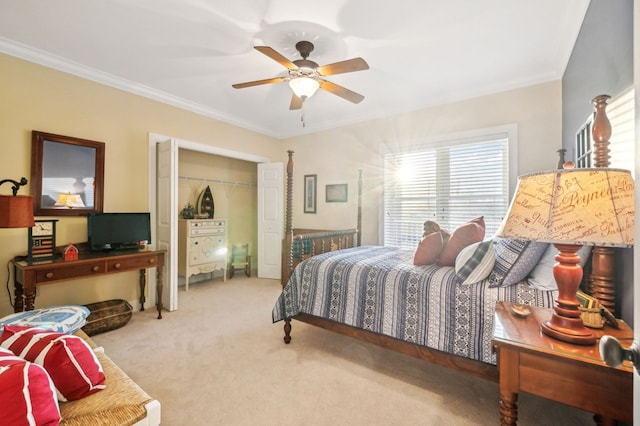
xmin=178 ymin=219 xmax=227 ymax=290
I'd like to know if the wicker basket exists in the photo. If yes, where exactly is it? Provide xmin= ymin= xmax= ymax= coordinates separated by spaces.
xmin=82 ymin=299 xmax=133 ymax=336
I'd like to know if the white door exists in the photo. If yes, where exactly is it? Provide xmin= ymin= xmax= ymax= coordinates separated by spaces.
xmin=258 ymin=162 xmax=283 ymax=279
xmin=156 ymin=139 xmax=178 ymax=311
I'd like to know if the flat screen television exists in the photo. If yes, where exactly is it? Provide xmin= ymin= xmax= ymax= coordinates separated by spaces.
xmin=88 ymin=212 xmax=151 ymax=251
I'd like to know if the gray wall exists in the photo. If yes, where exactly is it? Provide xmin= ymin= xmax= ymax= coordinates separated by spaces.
xmin=563 ymin=0 xmax=633 ymax=155
xmin=562 ymin=0 xmax=633 ymax=324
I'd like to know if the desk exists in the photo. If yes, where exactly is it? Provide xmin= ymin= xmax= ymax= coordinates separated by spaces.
xmin=492 ymin=301 xmax=633 ymax=425
xmin=14 ymin=249 xmax=166 ymax=319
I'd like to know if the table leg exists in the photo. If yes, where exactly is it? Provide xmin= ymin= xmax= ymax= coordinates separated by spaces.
xmin=156 ymin=267 xmax=163 ymax=319
xmin=593 ymin=414 xmax=617 ymax=426
xmin=138 ymin=269 xmax=146 ymax=311
xmin=13 ymin=280 xmax=24 ymax=313
xmin=499 ymin=391 xmax=518 ymax=426
xmin=497 ymin=348 xmax=519 ymax=426
xmin=23 ymin=288 xmax=36 ymax=311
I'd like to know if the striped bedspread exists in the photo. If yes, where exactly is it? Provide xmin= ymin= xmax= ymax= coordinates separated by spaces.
xmin=272 ymin=245 xmax=557 ymax=365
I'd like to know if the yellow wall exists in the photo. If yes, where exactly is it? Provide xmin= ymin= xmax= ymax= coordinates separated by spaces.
xmin=285 ymin=80 xmax=563 ymax=245
xmin=178 ymin=150 xmax=258 ymax=277
xmin=0 ymin=52 xmax=563 ymax=318
xmin=0 ymin=53 xmax=281 ymax=317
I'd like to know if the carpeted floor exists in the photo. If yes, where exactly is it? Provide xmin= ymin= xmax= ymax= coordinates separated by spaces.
xmin=92 ymin=276 xmax=593 ymax=425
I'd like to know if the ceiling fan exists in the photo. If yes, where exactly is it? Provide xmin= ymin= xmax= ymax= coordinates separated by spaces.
xmin=232 ymin=40 xmax=369 ymax=110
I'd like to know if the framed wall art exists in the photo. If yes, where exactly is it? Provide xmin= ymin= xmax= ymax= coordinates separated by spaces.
xmin=326 ymin=183 xmax=348 ymax=203
xmin=304 ymin=174 xmax=317 ymax=214
xmin=31 ymin=131 xmax=105 ymax=216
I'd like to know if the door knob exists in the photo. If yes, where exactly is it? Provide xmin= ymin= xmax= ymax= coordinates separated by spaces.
xmin=600 ymin=335 xmax=639 ymax=370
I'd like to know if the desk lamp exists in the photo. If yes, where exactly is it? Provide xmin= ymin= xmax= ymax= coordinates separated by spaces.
xmin=0 ymin=177 xmax=35 ymax=228
xmin=496 ymin=167 xmax=634 ymax=345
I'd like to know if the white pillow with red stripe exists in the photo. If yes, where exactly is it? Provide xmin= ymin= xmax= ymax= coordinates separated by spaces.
xmin=0 ymin=325 xmax=106 ymax=401
xmin=0 ymin=347 xmax=61 ymax=425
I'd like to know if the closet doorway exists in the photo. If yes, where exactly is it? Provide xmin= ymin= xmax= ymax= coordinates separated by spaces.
xmin=147 ymin=133 xmax=281 ymax=312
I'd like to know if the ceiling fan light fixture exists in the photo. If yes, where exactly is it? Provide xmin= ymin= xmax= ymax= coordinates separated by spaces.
xmin=289 ymin=77 xmax=320 ymax=99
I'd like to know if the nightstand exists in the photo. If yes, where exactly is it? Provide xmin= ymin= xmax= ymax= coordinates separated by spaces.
xmin=492 ymin=301 xmax=633 ymax=425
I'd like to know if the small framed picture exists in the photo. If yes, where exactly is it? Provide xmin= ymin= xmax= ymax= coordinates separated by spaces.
xmin=304 ymin=174 xmax=317 ymax=214
xmin=326 ymin=184 xmax=348 ymax=203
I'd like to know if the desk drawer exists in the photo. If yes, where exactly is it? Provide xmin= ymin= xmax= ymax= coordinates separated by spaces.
xmin=107 ymin=255 xmax=159 ymax=272
xmin=36 ymin=262 xmax=104 ymax=283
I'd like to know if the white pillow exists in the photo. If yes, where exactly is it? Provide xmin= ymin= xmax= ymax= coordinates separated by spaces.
xmin=455 ymin=240 xmax=495 ymax=285
xmin=0 ymin=305 xmax=90 ymax=334
xmin=527 ymin=245 xmax=592 ymax=291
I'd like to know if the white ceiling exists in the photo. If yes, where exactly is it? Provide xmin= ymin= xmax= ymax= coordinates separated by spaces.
xmin=0 ymin=0 xmax=590 ymax=139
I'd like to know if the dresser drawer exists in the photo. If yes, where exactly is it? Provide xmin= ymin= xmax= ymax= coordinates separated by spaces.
xmin=36 ymin=262 xmax=104 ymax=283
xmin=107 ymin=255 xmax=160 ymax=272
xmin=189 ymin=226 xmax=224 ymax=236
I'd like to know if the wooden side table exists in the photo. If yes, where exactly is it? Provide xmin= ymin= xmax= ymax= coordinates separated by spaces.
xmin=492 ymin=301 xmax=633 ymax=425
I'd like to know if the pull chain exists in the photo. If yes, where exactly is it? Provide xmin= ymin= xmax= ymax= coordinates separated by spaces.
xmin=300 ymin=96 xmax=307 ymax=127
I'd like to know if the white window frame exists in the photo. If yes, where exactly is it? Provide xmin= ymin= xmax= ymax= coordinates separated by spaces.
xmin=378 ymin=124 xmax=518 ymax=247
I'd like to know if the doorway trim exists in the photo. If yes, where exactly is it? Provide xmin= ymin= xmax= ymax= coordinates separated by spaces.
xmin=147 ymin=132 xmax=270 ymax=311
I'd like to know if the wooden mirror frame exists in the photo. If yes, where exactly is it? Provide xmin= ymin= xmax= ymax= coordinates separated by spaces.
xmin=30 ymin=131 xmax=105 ymax=216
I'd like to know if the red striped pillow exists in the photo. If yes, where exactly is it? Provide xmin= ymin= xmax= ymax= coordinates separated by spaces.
xmin=0 ymin=325 xmax=105 ymax=401
xmin=0 ymin=347 xmax=61 ymax=425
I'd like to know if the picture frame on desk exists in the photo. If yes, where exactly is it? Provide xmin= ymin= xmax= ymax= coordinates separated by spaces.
xmin=27 ymin=219 xmax=58 ymax=261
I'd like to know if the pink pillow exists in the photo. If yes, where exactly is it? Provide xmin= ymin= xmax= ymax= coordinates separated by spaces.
xmin=0 ymin=325 xmax=105 ymax=401
xmin=0 ymin=347 xmax=61 ymax=426
xmin=413 ymin=232 xmax=444 ymax=265
xmin=437 ymin=217 xmax=486 ymax=266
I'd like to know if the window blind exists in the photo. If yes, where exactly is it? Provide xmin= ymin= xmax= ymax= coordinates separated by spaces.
xmin=384 ymin=135 xmax=509 ymax=249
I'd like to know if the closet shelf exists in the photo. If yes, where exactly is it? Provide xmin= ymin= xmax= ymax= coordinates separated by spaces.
xmin=178 ymin=175 xmax=255 ymax=188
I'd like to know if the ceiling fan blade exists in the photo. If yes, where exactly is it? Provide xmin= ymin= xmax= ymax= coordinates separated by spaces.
xmin=254 ymin=46 xmax=298 ymax=70
xmin=232 ymin=76 xmax=287 ymax=89
xmin=316 ymin=58 xmax=369 ymax=76
xmin=289 ymin=94 xmax=303 ymax=110
xmin=319 ymin=80 xmax=365 ymax=104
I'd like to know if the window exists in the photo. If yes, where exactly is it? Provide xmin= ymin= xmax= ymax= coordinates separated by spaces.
xmin=575 ymin=88 xmax=635 ymax=176
xmin=383 ymin=128 xmax=514 ymax=249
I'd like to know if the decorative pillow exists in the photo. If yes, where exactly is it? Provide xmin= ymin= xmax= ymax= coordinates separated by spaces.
xmin=488 ymin=238 xmax=548 ymax=287
xmin=0 ymin=305 xmax=90 ymax=335
xmin=437 ymin=217 xmax=486 ymax=266
xmin=413 ymin=232 xmax=444 ymax=265
xmin=0 ymin=347 xmax=61 ymax=426
xmin=0 ymin=325 xmax=105 ymax=401
xmin=455 ymin=240 xmax=495 ymax=285
xmin=527 ymin=245 xmax=592 ymax=291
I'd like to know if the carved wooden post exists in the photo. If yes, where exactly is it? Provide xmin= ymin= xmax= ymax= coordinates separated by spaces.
xmin=357 ymin=169 xmax=362 ymax=247
xmin=590 ymin=94 xmax=616 ymax=314
xmin=281 ymin=150 xmax=294 ymax=288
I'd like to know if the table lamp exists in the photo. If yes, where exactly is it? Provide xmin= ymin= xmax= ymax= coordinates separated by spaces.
xmin=0 ymin=177 xmax=35 ymax=228
xmin=496 ymin=167 xmax=634 ymax=345
xmin=55 ymin=193 xmax=85 ymax=208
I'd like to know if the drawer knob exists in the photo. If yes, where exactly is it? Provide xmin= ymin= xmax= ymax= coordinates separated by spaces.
xmin=92 ymin=265 xmax=100 ymax=272
xmin=114 ymin=262 xmax=121 ymax=269
xmin=45 ymin=272 xmax=54 ymax=279
xmin=148 ymin=258 xmax=156 ymax=264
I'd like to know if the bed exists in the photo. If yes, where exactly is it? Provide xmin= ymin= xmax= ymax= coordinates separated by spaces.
xmin=272 ymin=127 xmax=619 ymax=382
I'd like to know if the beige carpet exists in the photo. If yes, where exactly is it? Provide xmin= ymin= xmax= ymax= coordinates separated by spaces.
xmin=92 ymin=276 xmax=593 ymax=425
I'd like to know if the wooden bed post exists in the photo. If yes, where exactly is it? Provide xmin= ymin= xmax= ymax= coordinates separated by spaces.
xmin=281 ymin=150 xmax=295 ymax=288
xmin=357 ymin=169 xmax=362 ymax=247
xmin=589 ymin=94 xmax=617 ymax=314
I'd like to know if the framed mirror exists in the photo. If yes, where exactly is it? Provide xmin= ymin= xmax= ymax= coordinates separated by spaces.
xmin=31 ymin=131 xmax=105 ymax=216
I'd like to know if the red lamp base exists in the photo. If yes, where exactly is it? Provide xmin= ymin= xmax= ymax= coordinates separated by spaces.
xmin=540 ymin=243 xmax=596 ymax=346
xmin=540 ymin=316 xmax=596 ymax=345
